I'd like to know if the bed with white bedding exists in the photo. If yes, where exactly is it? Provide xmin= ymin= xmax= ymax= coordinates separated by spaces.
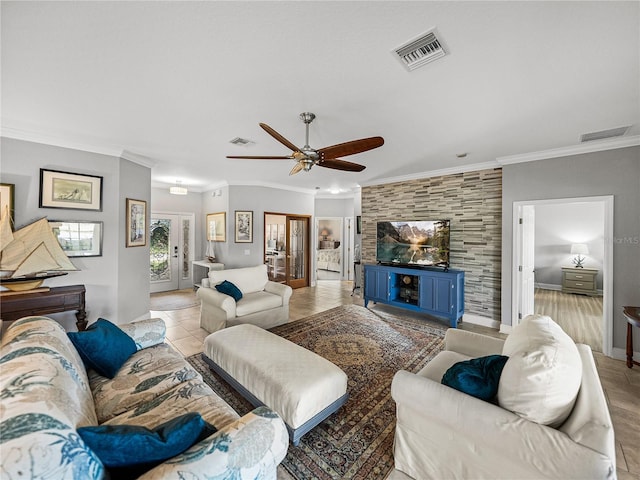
xmin=317 ymin=247 xmax=341 ymax=272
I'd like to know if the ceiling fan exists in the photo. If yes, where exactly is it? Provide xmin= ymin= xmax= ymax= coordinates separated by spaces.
xmin=226 ymin=112 xmax=384 ymax=175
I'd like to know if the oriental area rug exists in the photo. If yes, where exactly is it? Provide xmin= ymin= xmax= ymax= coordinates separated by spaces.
xmin=186 ymin=304 xmax=445 ymax=480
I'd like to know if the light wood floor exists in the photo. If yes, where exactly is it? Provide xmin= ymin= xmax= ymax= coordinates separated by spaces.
xmin=151 ymin=281 xmax=640 ymax=479
xmin=535 ymin=287 xmax=603 ymax=352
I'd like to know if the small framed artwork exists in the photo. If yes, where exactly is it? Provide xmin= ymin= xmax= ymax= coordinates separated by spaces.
xmin=356 ymin=215 xmax=362 ymax=234
xmin=235 ymin=210 xmax=253 ymax=243
xmin=206 ymin=212 xmax=226 ymax=242
xmin=0 ymin=183 xmax=15 ymax=229
xmin=50 ymin=220 xmax=103 ymax=257
xmin=126 ymin=198 xmax=147 ymax=247
xmin=39 ymin=169 xmax=103 ymax=211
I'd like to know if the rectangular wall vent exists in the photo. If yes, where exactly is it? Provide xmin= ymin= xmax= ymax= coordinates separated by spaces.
xmin=580 ymin=126 xmax=630 ymax=142
xmin=393 ymin=29 xmax=447 ymax=71
xmin=229 ymin=137 xmax=253 ymax=146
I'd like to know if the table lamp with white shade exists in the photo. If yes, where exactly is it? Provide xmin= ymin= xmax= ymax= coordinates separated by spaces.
xmin=571 ymin=243 xmax=589 ymax=268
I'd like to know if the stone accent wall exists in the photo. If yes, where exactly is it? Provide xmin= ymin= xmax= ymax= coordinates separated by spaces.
xmin=361 ymin=168 xmax=502 ymax=321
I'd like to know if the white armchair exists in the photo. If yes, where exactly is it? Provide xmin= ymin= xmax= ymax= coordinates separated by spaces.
xmin=197 ymin=264 xmax=292 ymax=333
xmin=391 ymin=316 xmax=616 ymax=480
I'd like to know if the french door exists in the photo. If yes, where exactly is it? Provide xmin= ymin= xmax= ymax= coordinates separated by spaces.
xmin=149 ymin=213 xmax=195 ymax=293
xmin=286 ymin=216 xmax=310 ymax=289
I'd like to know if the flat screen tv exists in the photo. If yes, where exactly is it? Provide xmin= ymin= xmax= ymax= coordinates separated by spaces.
xmin=376 ymin=220 xmax=450 ymax=268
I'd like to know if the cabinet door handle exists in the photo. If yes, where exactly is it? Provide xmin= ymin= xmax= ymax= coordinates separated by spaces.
xmin=575 ymin=275 xmax=583 ymax=278
xmin=575 ymin=283 xmax=583 ymax=286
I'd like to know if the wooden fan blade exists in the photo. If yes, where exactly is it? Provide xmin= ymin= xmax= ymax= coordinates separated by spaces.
xmin=226 ymin=155 xmax=293 ymax=159
xmin=318 ymin=136 xmax=384 ymax=160
xmin=289 ymin=162 xmax=304 ymax=176
xmin=318 ymin=158 xmax=366 ymax=172
xmin=260 ymin=123 xmax=301 ymax=152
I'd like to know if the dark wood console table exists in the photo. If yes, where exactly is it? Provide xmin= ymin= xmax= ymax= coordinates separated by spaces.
xmin=0 ymin=284 xmax=87 ymax=331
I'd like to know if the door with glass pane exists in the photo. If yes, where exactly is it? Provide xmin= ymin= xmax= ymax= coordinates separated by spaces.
xmin=150 ymin=213 xmax=194 ymax=293
xmin=286 ymin=216 xmax=310 ymax=289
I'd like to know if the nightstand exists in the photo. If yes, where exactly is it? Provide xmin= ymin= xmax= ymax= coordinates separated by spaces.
xmin=561 ymin=267 xmax=598 ymax=296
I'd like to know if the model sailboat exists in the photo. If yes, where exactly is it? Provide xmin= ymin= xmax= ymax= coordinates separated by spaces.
xmin=0 ymin=206 xmax=77 ymax=291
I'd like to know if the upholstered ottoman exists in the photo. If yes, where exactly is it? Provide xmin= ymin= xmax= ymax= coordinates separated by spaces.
xmin=203 ymin=324 xmax=349 ymax=445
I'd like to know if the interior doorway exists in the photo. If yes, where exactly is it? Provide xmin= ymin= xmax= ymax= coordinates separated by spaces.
xmin=150 ymin=212 xmax=195 ymax=293
xmin=512 ymin=196 xmax=613 ymax=355
xmin=316 ymin=217 xmax=343 ymax=281
xmin=264 ymin=212 xmax=310 ymax=288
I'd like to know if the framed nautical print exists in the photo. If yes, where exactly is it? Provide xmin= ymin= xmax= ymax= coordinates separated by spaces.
xmin=206 ymin=212 xmax=226 ymax=242
xmin=39 ymin=169 xmax=103 ymax=211
xmin=50 ymin=220 xmax=103 ymax=257
xmin=0 ymin=183 xmax=15 ymax=229
xmin=235 ymin=210 xmax=253 ymax=243
xmin=126 ymin=198 xmax=147 ymax=247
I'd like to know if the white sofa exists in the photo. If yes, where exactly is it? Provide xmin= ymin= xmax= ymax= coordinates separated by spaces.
xmin=0 ymin=316 xmax=289 ymax=479
xmin=391 ymin=315 xmax=616 ymax=480
xmin=197 ymin=264 xmax=293 ymax=333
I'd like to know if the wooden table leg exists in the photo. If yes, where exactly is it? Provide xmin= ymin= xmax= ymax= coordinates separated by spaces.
xmin=628 ymin=322 xmax=634 ymax=368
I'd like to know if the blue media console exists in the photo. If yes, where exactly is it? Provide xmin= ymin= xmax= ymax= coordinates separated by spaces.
xmin=363 ymin=264 xmax=464 ymax=328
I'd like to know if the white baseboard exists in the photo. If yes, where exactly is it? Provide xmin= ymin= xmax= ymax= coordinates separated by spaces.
xmin=462 ymin=313 xmax=500 ymax=330
xmin=535 ymin=283 xmax=603 ymax=295
xmin=499 ymin=324 xmax=513 ymax=335
xmin=611 ymin=347 xmax=639 ymax=363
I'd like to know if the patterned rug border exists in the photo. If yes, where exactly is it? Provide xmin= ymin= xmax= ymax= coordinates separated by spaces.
xmin=186 ymin=304 xmax=446 ymax=480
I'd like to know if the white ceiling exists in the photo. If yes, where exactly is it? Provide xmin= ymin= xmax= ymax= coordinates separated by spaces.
xmin=2 ymin=1 xmax=639 ymax=195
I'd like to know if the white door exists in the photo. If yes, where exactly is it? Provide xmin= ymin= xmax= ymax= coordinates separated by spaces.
xmin=150 ymin=213 xmax=195 ymax=293
xmin=521 ymin=205 xmax=536 ymax=319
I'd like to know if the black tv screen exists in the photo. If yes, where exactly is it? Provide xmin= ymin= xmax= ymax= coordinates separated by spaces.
xmin=376 ymin=220 xmax=450 ymax=267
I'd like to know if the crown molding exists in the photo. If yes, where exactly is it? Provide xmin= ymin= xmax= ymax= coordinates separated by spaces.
xmin=1 ymin=127 xmax=159 ymax=169
xmin=1 ymin=126 xmax=124 ymax=158
xmin=315 ymin=191 xmax=357 ymax=200
xmin=360 ymin=161 xmax=500 ymax=187
xmin=496 ymin=135 xmax=640 ymax=165
xmin=224 ymin=180 xmax=317 ymax=195
xmin=121 ymin=149 xmax=156 ymax=168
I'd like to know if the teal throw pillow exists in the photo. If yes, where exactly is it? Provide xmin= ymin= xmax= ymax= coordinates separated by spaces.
xmin=68 ymin=318 xmax=137 ymax=378
xmin=77 ymin=413 xmax=217 ymax=477
xmin=441 ymin=354 xmax=509 ymax=401
xmin=215 ymin=280 xmax=243 ymax=301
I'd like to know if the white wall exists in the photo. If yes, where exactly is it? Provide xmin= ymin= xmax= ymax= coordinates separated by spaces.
xmin=534 ymin=202 xmax=605 ymax=289
xmin=1 ymin=138 xmax=151 ymax=329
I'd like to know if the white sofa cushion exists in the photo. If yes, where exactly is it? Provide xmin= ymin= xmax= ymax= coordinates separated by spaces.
xmin=208 ymin=264 xmax=268 ymax=294
xmin=417 ymin=350 xmax=471 ymax=382
xmin=236 ymin=291 xmax=283 ymax=317
xmin=498 ymin=314 xmax=582 ymax=427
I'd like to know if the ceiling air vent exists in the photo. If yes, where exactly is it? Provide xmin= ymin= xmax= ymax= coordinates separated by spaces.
xmin=580 ymin=126 xmax=630 ymax=142
xmin=393 ymin=29 xmax=447 ymax=71
xmin=229 ymin=137 xmax=253 ymax=146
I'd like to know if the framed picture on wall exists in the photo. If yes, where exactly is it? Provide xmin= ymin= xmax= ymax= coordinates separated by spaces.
xmin=50 ymin=220 xmax=103 ymax=257
xmin=39 ymin=169 xmax=103 ymax=211
xmin=0 ymin=183 xmax=15 ymax=229
xmin=356 ymin=215 xmax=362 ymax=234
xmin=126 ymin=198 xmax=147 ymax=247
xmin=206 ymin=212 xmax=226 ymax=242
xmin=235 ymin=210 xmax=253 ymax=243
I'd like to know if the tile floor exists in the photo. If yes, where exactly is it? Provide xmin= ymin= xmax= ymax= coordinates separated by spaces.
xmin=152 ymin=281 xmax=640 ymax=479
